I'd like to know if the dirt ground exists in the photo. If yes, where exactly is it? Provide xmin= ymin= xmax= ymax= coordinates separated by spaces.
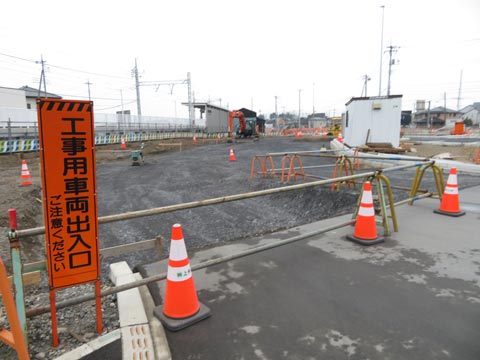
xmin=0 ymin=137 xmax=479 ymax=266
xmin=401 ymin=141 xmax=479 ymax=162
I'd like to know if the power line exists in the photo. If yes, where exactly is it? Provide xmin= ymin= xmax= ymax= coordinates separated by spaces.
xmin=0 ymin=52 xmax=131 ymax=80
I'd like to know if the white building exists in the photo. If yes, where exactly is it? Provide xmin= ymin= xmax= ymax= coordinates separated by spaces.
xmin=0 ymin=87 xmax=28 ymax=108
xmin=343 ymin=95 xmax=403 ymax=147
xmin=460 ymin=102 xmax=480 ymax=126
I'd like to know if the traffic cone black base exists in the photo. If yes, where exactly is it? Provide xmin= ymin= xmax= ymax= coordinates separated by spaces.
xmin=154 ymin=302 xmax=211 ymax=331
xmin=433 ymin=209 xmax=465 ymax=217
xmin=346 ymin=234 xmax=385 ymax=246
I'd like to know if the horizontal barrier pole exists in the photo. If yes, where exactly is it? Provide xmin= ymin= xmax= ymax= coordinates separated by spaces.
xmin=25 ymin=218 xmax=355 ymax=318
xmin=24 ymin=185 xmax=436 ymax=318
xmin=14 ymin=161 xmax=433 ymax=238
xmin=266 ymin=148 xmax=350 ymax=156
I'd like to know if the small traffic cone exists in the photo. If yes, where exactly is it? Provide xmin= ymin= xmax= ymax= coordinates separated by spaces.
xmin=20 ymin=160 xmax=32 ymax=186
xmin=434 ymin=167 xmax=465 ymax=217
xmin=120 ymin=137 xmax=127 ymax=150
xmin=337 ymin=132 xmax=343 ymax=143
xmin=193 ymin=135 xmax=197 ymax=144
xmin=346 ymin=181 xmax=384 ymax=246
xmin=229 ymin=147 xmax=236 ymax=161
xmin=154 ymin=224 xmax=210 ymax=331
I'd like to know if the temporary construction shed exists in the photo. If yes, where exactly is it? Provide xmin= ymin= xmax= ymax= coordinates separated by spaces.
xmin=184 ymin=102 xmax=230 ymax=133
xmin=343 ymin=95 xmax=403 ymax=147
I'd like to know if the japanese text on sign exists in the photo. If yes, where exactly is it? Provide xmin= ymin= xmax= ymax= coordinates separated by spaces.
xmin=37 ymin=100 xmax=99 ymax=289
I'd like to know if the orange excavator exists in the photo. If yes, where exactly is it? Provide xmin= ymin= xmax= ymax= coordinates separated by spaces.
xmin=228 ymin=110 xmax=257 ymax=140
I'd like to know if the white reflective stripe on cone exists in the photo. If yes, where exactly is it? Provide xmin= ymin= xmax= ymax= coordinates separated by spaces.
xmin=361 ymin=190 xmax=373 ymax=205
xmin=358 ymin=205 xmax=375 ymax=217
xmin=447 ymin=174 xmax=457 ymax=184
xmin=169 ymin=239 xmax=188 ymax=261
xmin=167 ymin=264 xmax=192 ymax=282
xmin=444 ymin=187 xmax=458 ymax=195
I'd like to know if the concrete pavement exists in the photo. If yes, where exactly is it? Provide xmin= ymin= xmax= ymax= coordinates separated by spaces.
xmin=140 ymin=184 xmax=480 ymax=359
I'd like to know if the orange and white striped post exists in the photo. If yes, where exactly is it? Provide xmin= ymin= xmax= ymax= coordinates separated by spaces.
xmin=346 ymin=181 xmax=385 ymax=245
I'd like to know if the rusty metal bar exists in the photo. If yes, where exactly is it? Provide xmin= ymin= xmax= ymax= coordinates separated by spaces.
xmin=15 ymin=161 xmax=433 ymax=239
xmin=25 ymin=218 xmax=356 ymax=318
xmin=24 ymin=185 xmax=435 ymax=319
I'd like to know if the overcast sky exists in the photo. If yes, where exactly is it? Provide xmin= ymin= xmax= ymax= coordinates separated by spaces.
xmin=1 ymin=0 xmax=479 ymax=119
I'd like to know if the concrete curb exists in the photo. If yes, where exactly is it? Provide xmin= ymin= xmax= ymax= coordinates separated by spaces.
xmin=109 ymin=261 xmax=171 ymax=359
xmin=136 ymin=272 xmax=172 ymax=360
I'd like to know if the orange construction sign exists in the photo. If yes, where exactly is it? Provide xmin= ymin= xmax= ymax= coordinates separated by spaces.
xmin=37 ymin=99 xmax=99 ymax=289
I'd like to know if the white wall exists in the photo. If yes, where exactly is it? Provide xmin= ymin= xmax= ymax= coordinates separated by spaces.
xmin=0 ymin=88 xmax=27 ymax=108
xmin=206 ymin=107 xmax=229 ymax=133
xmin=344 ymin=96 xmax=402 ymax=147
xmin=461 ymin=109 xmax=480 ymax=125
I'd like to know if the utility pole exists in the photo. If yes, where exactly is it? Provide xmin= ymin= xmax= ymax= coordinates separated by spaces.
xmin=457 ymin=69 xmax=463 ymax=110
xmin=119 ymin=89 xmax=124 ymax=132
xmin=426 ymin=100 xmax=431 ymax=129
xmin=312 ymin=83 xmax=315 ymax=114
xmin=386 ymin=45 xmax=399 ymax=96
xmin=444 ymin=92 xmax=447 ymax=126
xmin=187 ymin=72 xmax=194 ymax=128
xmin=132 ymin=58 xmax=142 ymax=124
xmin=378 ymin=5 xmax=385 ymax=96
xmin=298 ymin=89 xmax=302 ymax=128
xmin=85 ymin=80 xmax=92 ymax=100
xmin=275 ymin=95 xmax=278 ymax=129
xmin=361 ymin=75 xmax=371 ymax=97
xmin=36 ymin=55 xmax=47 ymax=96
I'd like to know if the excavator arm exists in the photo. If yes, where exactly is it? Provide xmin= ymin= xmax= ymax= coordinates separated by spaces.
xmin=228 ymin=110 xmax=246 ymax=138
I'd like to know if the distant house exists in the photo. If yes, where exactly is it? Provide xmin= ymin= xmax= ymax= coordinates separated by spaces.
xmin=0 ymin=85 xmax=62 ymax=109
xmin=413 ymin=107 xmax=460 ymax=128
xmin=20 ymin=85 xmax=62 ymax=109
xmin=460 ymin=102 xmax=480 ymax=126
xmin=307 ymin=113 xmax=328 ymax=128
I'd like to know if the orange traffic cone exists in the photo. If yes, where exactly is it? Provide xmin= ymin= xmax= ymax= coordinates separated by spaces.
xmin=20 ymin=160 xmax=32 ymax=186
xmin=229 ymin=147 xmax=236 ymax=161
xmin=337 ymin=132 xmax=343 ymax=143
xmin=346 ymin=181 xmax=384 ymax=245
xmin=154 ymin=224 xmax=210 ymax=331
xmin=193 ymin=135 xmax=197 ymax=144
xmin=120 ymin=137 xmax=127 ymax=150
xmin=434 ymin=167 xmax=465 ymax=217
